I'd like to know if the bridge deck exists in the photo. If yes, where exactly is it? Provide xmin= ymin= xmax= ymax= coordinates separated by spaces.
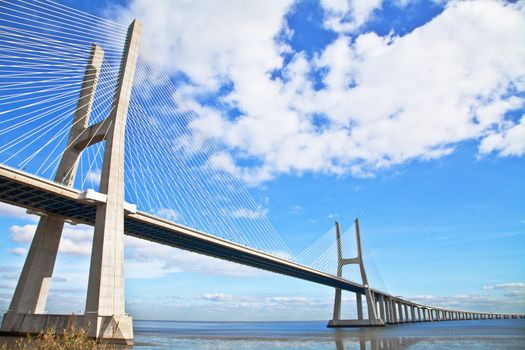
xmin=1 ymin=165 xmax=522 ymax=319
xmin=0 ymin=165 xmax=370 ymax=294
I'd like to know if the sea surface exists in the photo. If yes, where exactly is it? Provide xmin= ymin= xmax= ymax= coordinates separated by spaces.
xmin=130 ymin=319 xmax=525 ymax=350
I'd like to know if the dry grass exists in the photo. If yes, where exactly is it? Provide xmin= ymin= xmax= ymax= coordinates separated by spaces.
xmin=0 ymin=328 xmax=117 ymax=350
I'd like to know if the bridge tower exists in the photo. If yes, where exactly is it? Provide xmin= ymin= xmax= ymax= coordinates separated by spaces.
xmin=328 ymin=219 xmax=384 ymax=327
xmin=0 ymin=20 xmax=142 ymax=344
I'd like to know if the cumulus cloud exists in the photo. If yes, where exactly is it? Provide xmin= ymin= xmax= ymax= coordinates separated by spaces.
xmin=479 ymin=115 xmax=525 ymax=157
xmin=8 ymin=247 xmax=27 ymax=256
xmin=112 ymin=0 xmax=293 ymax=90
xmin=9 ymin=224 xmax=35 ymax=243
xmin=0 ymin=202 xmax=38 ymax=222
xmin=110 ymin=1 xmax=525 ymax=185
xmin=321 ymin=0 xmax=383 ymax=32
xmin=8 ymin=223 xmax=93 ymax=256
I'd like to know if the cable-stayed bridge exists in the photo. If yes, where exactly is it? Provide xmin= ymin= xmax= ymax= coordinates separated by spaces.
xmin=0 ymin=0 xmax=523 ymax=344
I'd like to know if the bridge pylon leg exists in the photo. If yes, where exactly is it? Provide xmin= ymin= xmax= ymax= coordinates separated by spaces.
xmin=83 ymin=19 xmax=141 ymax=345
xmin=327 ymin=219 xmax=384 ymax=327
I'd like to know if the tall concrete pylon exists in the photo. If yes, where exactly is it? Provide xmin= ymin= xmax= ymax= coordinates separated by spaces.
xmin=327 ymin=218 xmax=384 ymax=327
xmin=0 ymin=20 xmax=142 ymax=344
xmin=83 ymin=19 xmax=142 ymax=343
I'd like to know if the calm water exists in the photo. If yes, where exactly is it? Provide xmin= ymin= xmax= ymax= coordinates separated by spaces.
xmin=130 ymin=319 xmax=525 ymax=349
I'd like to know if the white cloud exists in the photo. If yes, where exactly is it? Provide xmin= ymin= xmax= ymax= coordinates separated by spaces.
xmin=0 ymin=202 xmax=38 ymax=222
xmin=85 ymin=170 xmax=101 ymax=184
xmin=9 ymin=225 xmax=35 ymax=243
xmin=8 ymin=247 xmax=27 ymax=256
xmin=111 ymin=2 xmax=525 ymax=185
xmin=57 ymin=238 xmax=92 ymax=256
xmin=320 ymin=0 xmax=383 ymax=32
xmin=479 ymin=115 xmax=525 ymax=157
xmin=112 ymin=0 xmax=293 ymax=90
xmin=156 ymin=208 xmax=179 ymax=221
xmin=8 ymin=223 xmax=93 ymax=256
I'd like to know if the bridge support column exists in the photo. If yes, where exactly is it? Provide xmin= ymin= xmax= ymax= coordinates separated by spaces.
xmin=397 ymin=302 xmax=404 ymax=323
xmin=84 ymin=20 xmax=142 ymax=344
xmin=385 ymin=298 xmax=391 ymax=324
xmin=327 ymin=220 xmax=384 ymax=327
xmin=1 ymin=20 xmax=142 ymax=345
xmin=391 ymin=300 xmax=398 ymax=324
xmin=356 ymin=293 xmax=363 ymax=320
xmin=378 ymin=294 xmax=386 ymax=323
xmin=390 ymin=299 xmax=396 ymax=324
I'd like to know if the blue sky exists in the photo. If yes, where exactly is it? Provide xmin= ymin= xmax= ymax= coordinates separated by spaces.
xmin=0 ymin=0 xmax=524 ymax=321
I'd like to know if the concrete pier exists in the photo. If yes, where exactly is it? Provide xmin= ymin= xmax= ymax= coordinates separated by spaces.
xmin=83 ymin=19 xmax=142 ymax=343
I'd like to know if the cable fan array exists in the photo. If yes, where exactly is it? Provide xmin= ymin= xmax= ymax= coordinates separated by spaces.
xmin=0 ymin=0 xmax=386 ymax=290
xmin=0 ymin=0 xmax=126 ymax=187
